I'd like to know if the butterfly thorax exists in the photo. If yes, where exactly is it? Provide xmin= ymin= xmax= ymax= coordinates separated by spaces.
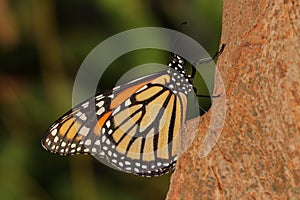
xmin=167 ymin=54 xmax=194 ymax=95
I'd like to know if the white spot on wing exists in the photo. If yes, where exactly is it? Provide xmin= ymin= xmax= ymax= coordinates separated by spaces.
xmin=125 ymin=99 xmax=131 ymax=107
xmin=142 ymin=165 xmax=147 ymax=169
xmin=112 ymin=106 xmax=121 ymax=116
xmin=54 ymin=136 xmax=59 ymax=143
xmin=125 ymin=161 xmax=131 ymax=165
xmin=136 ymin=85 xmax=148 ymax=93
xmin=96 ymin=101 xmax=104 ymax=108
xmin=80 ymin=114 xmax=87 ymax=121
xmin=113 ymin=85 xmax=121 ymax=90
xmin=82 ymin=102 xmax=89 ymax=108
xmin=84 ymin=148 xmax=89 ymax=152
xmin=106 ymin=121 xmax=111 ymax=128
xmin=95 ymin=95 xmax=103 ymax=100
xmin=75 ymin=111 xmax=82 ymax=117
xmin=135 ymin=162 xmax=140 ymax=167
xmin=95 ymin=140 xmax=100 ymax=146
xmin=52 ymin=123 xmax=59 ymax=129
xmin=84 ymin=139 xmax=91 ymax=146
xmin=101 ymin=135 xmax=106 ymax=142
xmin=96 ymin=107 xmax=105 ymax=116
xmin=79 ymin=126 xmax=90 ymax=136
xmin=51 ymin=129 xmax=57 ymax=136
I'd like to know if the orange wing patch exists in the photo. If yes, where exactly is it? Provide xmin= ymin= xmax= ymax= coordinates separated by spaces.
xmin=59 ymin=118 xmax=75 ymax=136
xmin=59 ymin=117 xmax=83 ymax=140
xmin=110 ymin=74 xmax=170 ymax=109
xmin=110 ymin=80 xmax=153 ymax=109
xmin=142 ymin=129 xmax=155 ymax=161
xmin=66 ymin=121 xmax=82 ymax=140
xmin=157 ymin=94 xmax=175 ymax=159
xmin=127 ymin=137 xmax=142 ymax=160
xmin=135 ymin=86 xmax=163 ymax=102
xmin=116 ymin=126 xmax=137 ymax=155
xmin=139 ymin=90 xmax=169 ymax=132
xmin=94 ymin=111 xmax=112 ymax=136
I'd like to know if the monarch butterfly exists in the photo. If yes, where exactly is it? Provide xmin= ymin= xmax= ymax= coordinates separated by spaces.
xmin=41 ymin=44 xmax=225 ymax=177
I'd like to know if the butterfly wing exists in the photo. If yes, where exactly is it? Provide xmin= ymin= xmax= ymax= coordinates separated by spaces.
xmin=42 ymin=67 xmax=194 ymax=177
xmin=41 ymin=71 xmax=164 ymax=156
xmin=97 ymin=82 xmax=187 ymax=176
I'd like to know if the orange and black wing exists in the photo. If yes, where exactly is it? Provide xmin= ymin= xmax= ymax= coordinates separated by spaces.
xmin=41 ymin=69 xmax=191 ymax=176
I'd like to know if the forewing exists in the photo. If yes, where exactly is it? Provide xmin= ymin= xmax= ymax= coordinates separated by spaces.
xmin=41 ymin=72 xmax=164 ymax=156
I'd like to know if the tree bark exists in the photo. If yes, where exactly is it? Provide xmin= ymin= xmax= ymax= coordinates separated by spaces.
xmin=167 ymin=0 xmax=300 ymax=199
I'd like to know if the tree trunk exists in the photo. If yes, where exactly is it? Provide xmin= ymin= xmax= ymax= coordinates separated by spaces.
xmin=166 ymin=0 xmax=300 ymax=199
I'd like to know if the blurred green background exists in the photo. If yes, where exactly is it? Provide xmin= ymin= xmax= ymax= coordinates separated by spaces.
xmin=0 ymin=0 xmax=222 ymax=199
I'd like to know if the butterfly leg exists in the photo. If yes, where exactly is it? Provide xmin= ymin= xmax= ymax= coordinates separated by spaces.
xmin=190 ymin=43 xmax=226 ymax=82
xmin=193 ymin=86 xmax=221 ymax=98
xmin=192 ymin=43 xmax=226 ymax=66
